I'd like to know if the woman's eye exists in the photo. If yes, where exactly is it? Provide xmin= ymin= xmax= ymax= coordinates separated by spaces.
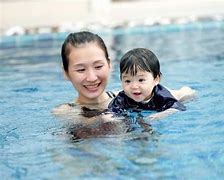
xmin=95 ymin=65 xmax=103 ymax=69
xmin=76 ymin=69 xmax=85 ymax=72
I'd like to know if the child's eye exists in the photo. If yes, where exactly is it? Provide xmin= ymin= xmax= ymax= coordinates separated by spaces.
xmin=139 ymin=78 xmax=145 ymax=82
xmin=124 ymin=80 xmax=131 ymax=83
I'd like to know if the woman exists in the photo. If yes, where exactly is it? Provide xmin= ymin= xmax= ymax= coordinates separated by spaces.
xmin=53 ymin=31 xmax=194 ymax=114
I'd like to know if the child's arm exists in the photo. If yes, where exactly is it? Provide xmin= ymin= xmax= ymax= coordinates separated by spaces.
xmin=148 ymin=86 xmax=196 ymax=120
xmin=148 ymin=108 xmax=178 ymax=120
xmin=169 ymin=86 xmax=196 ymax=102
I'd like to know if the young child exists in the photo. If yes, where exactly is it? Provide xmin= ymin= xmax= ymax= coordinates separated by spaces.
xmin=108 ymin=48 xmax=186 ymax=114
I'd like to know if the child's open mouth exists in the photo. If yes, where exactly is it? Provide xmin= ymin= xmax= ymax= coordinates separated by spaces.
xmin=133 ymin=92 xmax=141 ymax=96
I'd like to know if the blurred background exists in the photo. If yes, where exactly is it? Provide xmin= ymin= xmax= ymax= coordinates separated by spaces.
xmin=1 ymin=0 xmax=224 ymax=36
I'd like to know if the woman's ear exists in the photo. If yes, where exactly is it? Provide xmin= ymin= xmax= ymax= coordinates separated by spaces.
xmin=62 ymin=65 xmax=70 ymax=80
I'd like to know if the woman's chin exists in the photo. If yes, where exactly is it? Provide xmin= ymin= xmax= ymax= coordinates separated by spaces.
xmin=85 ymin=90 xmax=103 ymax=99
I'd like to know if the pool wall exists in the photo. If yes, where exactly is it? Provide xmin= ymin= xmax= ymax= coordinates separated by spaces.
xmin=1 ymin=0 xmax=224 ymax=37
xmin=1 ymin=20 xmax=224 ymax=47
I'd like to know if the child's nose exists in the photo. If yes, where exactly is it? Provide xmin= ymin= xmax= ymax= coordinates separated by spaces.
xmin=131 ymin=82 xmax=139 ymax=89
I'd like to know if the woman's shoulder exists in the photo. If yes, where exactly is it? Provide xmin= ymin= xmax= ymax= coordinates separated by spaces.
xmin=106 ymin=91 xmax=116 ymax=98
xmin=52 ymin=103 xmax=76 ymax=114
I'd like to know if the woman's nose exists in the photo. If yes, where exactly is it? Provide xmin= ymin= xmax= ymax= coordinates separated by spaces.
xmin=86 ymin=69 xmax=98 ymax=81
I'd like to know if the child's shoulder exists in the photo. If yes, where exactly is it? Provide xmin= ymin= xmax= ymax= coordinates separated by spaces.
xmin=154 ymin=84 xmax=172 ymax=96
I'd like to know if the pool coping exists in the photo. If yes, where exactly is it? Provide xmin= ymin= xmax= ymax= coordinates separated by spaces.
xmin=1 ymin=15 xmax=224 ymax=46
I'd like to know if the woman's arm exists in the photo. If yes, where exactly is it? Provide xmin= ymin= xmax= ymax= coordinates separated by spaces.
xmin=52 ymin=103 xmax=73 ymax=115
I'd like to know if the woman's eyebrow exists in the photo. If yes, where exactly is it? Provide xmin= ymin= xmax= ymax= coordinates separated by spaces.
xmin=73 ymin=64 xmax=84 ymax=67
xmin=72 ymin=64 xmax=85 ymax=70
xmin=73 ymin=60 xmax=105 ymax=67
xmin=93 ymin=60 xmax=105 ymax=64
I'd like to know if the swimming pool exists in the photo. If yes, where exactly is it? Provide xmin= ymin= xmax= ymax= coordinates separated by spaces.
xmin=1 ymin=21 xmax=224 ymax=179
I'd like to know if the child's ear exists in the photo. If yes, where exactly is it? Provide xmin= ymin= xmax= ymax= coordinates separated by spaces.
xmin=108 ymin=58 xmax=112 ymax=68
xmin=154 ymin=75 xmax=161 ymax=85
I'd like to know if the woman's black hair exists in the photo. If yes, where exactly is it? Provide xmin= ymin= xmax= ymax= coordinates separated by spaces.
xmin=61 ymin=31 xmax=110 ymax=72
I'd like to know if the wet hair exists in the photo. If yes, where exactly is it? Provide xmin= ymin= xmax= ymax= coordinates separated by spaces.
xmin=120 ymin=48 xmax=162 ymax=79
xmin=61 ymin=31 xmax=110 ymax=72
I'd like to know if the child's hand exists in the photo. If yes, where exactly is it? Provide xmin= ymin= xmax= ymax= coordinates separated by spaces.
xmin=149 ymin=108 xmax=178 ymax=120
xmin=170 ymin=86 xmax=196 ymax=102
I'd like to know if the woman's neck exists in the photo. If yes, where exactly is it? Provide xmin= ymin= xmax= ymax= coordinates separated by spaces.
xmin=76 ymin=92 xmax=109 ymax=106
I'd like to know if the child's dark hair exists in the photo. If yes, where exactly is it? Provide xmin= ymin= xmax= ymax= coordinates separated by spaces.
xmin=61 ymin=31 xmax=110 ymax=72
xmin=120 ymin=48 xmax=162 ymax=79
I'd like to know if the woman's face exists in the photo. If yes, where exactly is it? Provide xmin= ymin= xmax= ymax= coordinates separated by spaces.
xmin=65 ymin=42 xmax=111 ymax=104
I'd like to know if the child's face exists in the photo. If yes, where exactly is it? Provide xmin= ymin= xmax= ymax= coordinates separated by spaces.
xmin=121 ymin=70 xmax=160 ymax=102
xmin=65 ymin=42 xmax=111 ymax=103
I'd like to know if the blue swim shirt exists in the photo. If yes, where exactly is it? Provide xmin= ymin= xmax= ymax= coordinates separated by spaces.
xmin=108 ymin=84 xmax=186 ymax=114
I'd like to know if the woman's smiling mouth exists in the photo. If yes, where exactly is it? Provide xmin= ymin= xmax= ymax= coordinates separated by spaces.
xmin=84 ymin=83 xmax=101 ymax=91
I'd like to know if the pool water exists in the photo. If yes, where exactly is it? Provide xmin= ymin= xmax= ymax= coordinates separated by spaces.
xmin=1 ymin=23 xmax=224 ymax=179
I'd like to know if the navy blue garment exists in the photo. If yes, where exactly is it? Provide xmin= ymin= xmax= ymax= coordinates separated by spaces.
xmin=108 ymin=84 xmax=186 ymax=114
